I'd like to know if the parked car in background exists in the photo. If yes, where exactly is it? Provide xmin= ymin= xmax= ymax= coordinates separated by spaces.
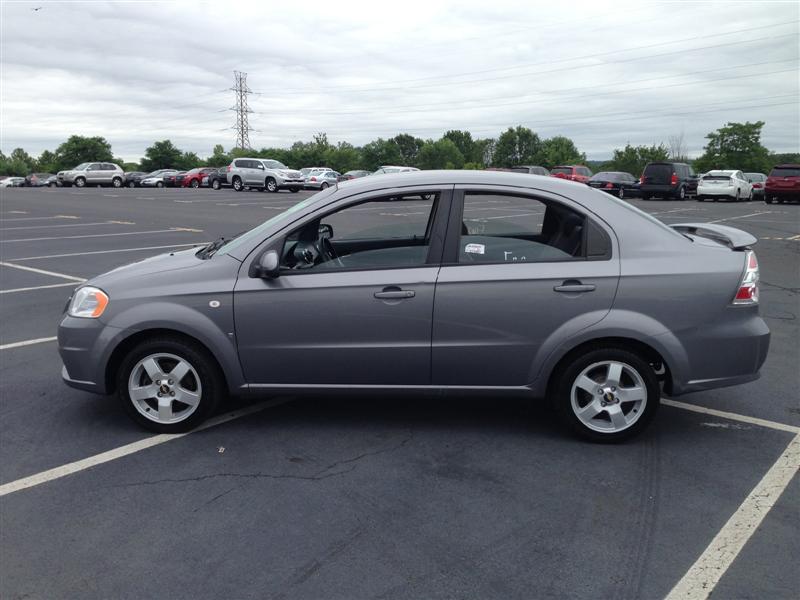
xmin=372 ymin=166 xmax=420 ymax=175
xmin=305 ymin=170 xmax=340 ymax=190
xmin=124 ymin=171 xmax=148 ymax=188
xmin=551 ymin=165 xmax=593 ymax=183
xmin=58 ymin=162 xmax=124 ymax=188
xmin=639 ymin=161 xmax=698 ymax=200
xmin=163 ymin=172 xmax=186 ymax=187
xmin=765 ymin=164 xmax=800 ymax=204
xmin=227 ymin=158 xmax=304 ymax=193
xmin=338 ymin=170 xmax=371 ymax=182
xmin=697 ymin=170 xmax=753 ymax=202
xmin=744 ymin=173 xmax=767 ymax=201
xmin=24 ymin=173 xmax=55 ymax=187
xmin=45 ymin=174 xmax=60 ymax=187
xmin=207 ymin=167 xmax=231 ymax=190
xmin=588 ymin=172 xmax=639 ymax=198
xmin=510 ymin=165 xmax=550 ymax=176
xmin=182 ymin=167 xmax=218 ymax=188
xmin=0 ymin=177 xmax=25 ymax=187
xmin=140 ymin=169 xmax=179 ymax=188
xmin=58 ymin=170 xmax=769 ymax=442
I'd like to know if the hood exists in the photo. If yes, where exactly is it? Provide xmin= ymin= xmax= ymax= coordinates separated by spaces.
xmin=89 ymin=247 xmax=206 ymax=289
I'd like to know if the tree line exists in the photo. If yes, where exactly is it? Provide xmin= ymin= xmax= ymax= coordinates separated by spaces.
xmin=1 ymin=121 xmax=796 ymax=178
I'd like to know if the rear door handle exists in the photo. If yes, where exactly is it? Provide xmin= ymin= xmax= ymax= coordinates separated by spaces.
xmin=554 ymin=281 xmax=596 ymax=293
xmin=374 ymin=288 xmax=415 ymax=299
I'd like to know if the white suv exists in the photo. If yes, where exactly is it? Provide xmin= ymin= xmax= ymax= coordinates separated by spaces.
xmin=226 ymin=158 xmax=304 ymax=193
xmin=59 ymin=162 xmax=125 ymax=188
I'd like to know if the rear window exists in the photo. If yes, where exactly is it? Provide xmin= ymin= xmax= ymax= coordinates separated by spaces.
xmin=551 ymin=167 xmax=573 ymax=175
xmin=703 ymin=175 xmax=732 ymax=181
xmin=770 ymin=166 xmax=800 ymax=177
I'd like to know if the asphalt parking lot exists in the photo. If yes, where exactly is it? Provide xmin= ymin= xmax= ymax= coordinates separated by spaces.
xmin=1 ymin=186 xmax=798 ymax=599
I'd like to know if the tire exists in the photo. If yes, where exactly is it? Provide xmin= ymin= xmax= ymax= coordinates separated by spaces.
xmin=191 ymin=179 xmax=200 ymax=188
xmin=696 ymin=196 xmax=704 ymax=202
xmin=320 ymin=182 xmax=329 ymax=190
xmin=553 ymin=347 xmax=659 ymax=443
xmin=764 ymin=197 xmax=773 ymax=204
xmin=112 ymin=177 xmax=122 ymax=188
xmin=74 ymin=177 xmax=86 ymax=188
xmin=675 ymin=186 xmax=686 ymax=201
xmin=212 ymin=179 xmax=221 ymax=190
xmin=128 ymin=181 xmax=136 ymax=188
xmin=734 ymin=190 xmax=740 ymax=202
xmin=290 ymin=187 xmax=300 ymax=193
xmin=265 ymin=177 xmax=278 ymax=193
xmin=49 ymin=182 xmax=57 ymax=188
xmin=156 ymin=181 xmax=164 ymax=188
xmin=641 ymin=193 xmax=651 ymax=201
xmin=618 ymin=187 xmax=625 ymax=199
xmin=232 ymin=176 xmax=243 ymax=191
xmin=116 ymin=336 xmax=223 ymax=433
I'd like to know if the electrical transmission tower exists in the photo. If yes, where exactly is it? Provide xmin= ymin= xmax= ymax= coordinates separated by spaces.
xmin=231 ymin=71 xmax=253 ymax=150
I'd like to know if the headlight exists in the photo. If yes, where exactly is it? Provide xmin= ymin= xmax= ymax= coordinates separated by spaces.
xmin=68 ymin=286 xmax=109 ymax=318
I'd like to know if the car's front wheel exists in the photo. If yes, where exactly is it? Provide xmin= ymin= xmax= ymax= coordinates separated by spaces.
xmin=211 ymin=179 xmax=221 ymax=190
xmin=191 ymin=179 xmax=200 ymax=188
xmin=265 ymin=177 xmax=278 ymax=193
xmin=117 ymin=337 xmax=223 ymax=433
xmin=112 ymin=177 xmax=122 ymax=188
xmin=554 ymin=348 xmax=659 ymax=442
xmin=74 ymin=177 xmax=86 ymax=188
xmin=618 ymin=187 xmax=625 ymax=199
xmin=128 ymin=181 xmax=136 ymax=188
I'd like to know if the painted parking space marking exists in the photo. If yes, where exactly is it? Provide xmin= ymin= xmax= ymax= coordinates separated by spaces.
xmin=6 ymin=210 xmax=29 ymax=214
xmin=661 ymin=398 xmax=800 ymax=434
xmin=665 ymin=433 xmax=800 ymax=600
xmin=708 ymin=211 xmax=771 ymax=224
xmin=11 ymin=242 xmax=208 ymax=261
xmin=0 ymin=221 xmax=134 ymax=231
xmin=0 ymin=215 xmax=80 ymax=222
xmin=1 ymin=227 xmax=203 ymax=243
xmin=0 ymin=336 xmax=58 ymax=351
xmin=0 ymin=261 xmax=86 ymax=282
xmin=0 ymin=281 xmax=82 ymax=294
xmin=0 ymin=398 xmax=292 ymax=497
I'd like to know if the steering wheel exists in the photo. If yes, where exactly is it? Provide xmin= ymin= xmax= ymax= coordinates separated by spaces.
xmin=320 ymin=236 xmax=344 ymax=268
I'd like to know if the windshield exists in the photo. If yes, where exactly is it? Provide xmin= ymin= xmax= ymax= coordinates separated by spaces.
xmin=73 ymin=162 xmax=90 ymax=170
xmin=263 ymin=160 xmax=288 ymax=170
xmin=215 ymin=195 xmax=321 ymax=256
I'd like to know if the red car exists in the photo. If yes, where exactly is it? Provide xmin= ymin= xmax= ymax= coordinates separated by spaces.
xmin=182 ymin=167 xmax=218 ymax=188
xmin=551 ymin=165 xmax=593 ymax=183
xmin=765 ymin=164 xmax=800 ymax=204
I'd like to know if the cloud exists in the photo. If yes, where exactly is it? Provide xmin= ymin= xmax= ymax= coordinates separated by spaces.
xmin=2 ymin=0 xmax=798 ymax=161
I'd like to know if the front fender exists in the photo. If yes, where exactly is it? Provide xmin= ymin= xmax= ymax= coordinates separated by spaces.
xmin=102 ymin=300 xmax=245 ymax=394
xmin=528 ymin=309 xmax=690 ymax=397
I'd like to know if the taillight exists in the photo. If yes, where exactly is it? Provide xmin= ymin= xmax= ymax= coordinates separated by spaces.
xmin=753 ymin=183 xmax=762 ymax=189
xmin=605 ymin=182 xmax=613 ymax=188
xmin=640 ymin=174 xmax=645 ymax=184
xmin=310 ymin=177 xmax=317 ymax=182
xmin=733 ymin=250 xmax=759 ymax=305
xmin=670 ymin=172 xmax=678 ymax=185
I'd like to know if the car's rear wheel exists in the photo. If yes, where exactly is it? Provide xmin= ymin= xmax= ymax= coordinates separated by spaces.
xmin=675 ymin=186 xmax=686 ymax=200
xmin=266 ymin=177 xmax=278 ymax=193
xmin=117 ymin=337 xmax=223 ymax=433
xmin=554 ymin=348 xmax=659 ymax=442
xmin=74 ymin=177 xmax=86 ymax=188
xmin=734 ymin=190 xmax=740 ymax=202
xmin=191 ymin=179 xmax=200 ymax=188
xmin=641 ymin=193 xmax=651 ymax=200
xmin=618 ymin=187 xmax=625 ymax=199
xmin=232 ymin=176 xmax=243 ymax=191
xmin=212 ymin=179 xmax=221 ymax=190
xmin=112 ymin=177 xmax=122 ymax=188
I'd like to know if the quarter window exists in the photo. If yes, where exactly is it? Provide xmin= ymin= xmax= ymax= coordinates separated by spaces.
xmin=458 ymin=193 xmax=585 ymax=263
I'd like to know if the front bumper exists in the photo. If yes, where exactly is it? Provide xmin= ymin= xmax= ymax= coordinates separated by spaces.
xmin=277 ymin=178 xmax=304 ymax=189
xmin=59 ymin=315 xmax=127 ymax=395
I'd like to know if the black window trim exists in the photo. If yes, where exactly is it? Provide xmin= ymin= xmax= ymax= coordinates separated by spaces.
xmin=440 ymin=187 xmax=612 ymax=267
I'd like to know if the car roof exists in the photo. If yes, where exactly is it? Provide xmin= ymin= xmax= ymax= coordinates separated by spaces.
xmin=706 ymin=170 xmax=736 ymax=175
xmin=774 ymin=163 xmax=800 ymax=168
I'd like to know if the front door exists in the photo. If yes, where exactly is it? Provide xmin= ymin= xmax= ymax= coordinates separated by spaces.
xmin=432 ymin=188 xmax=619 ymax=387
xmin=234 ymin=187 xmax=451 ymax=386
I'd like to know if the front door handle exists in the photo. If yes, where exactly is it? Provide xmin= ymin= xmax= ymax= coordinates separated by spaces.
xmin=554 ymin=280 xmax=596 ymax=293
xmin=374 ymin=287 xmax=415 ymax=299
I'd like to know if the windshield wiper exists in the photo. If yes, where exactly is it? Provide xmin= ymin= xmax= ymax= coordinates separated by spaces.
xmin=196 ymin=236 xmax=229 ymax=259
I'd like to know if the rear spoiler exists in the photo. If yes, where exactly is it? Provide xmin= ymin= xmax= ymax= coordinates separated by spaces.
xmin=670 ymin=223 xmax=757 ymax=249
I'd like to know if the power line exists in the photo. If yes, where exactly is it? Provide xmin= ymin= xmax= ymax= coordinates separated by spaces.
xmin=231 ymin=71 xmax=253 ymax=150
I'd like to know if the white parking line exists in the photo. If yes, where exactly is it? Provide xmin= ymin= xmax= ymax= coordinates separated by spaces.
xmin=0 ymin=261 xmax=87 ymax=282
xmin=661 ymin=398 xmax=800 ymax=434
xmin=11 ymin=242 xmax=207 ymax=261
xmin=0 ymin=398 xmax=292 ymax=497
xmin=0 ymin=281 xmax=81 ymax=294
xmin=708 ymin=211 xmax=771 ymax=224
xmin=0 ymin=215 xmax=80 ymax=222
xmin=0 ymin=336 xmax=57 ymax=351
xmin=1 ymin=228 xmax=200 ymax=243
xmin=665 ymin=433 xmax=800 ymax=600
xmin=0 ymin=221 xmax=131 ymax=231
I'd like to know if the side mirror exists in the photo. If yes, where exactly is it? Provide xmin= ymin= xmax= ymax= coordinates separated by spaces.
xmin=251 ymin=249 xmax=280 ymax=279
xmin=318 ymin=223 xmax=333 ymax=239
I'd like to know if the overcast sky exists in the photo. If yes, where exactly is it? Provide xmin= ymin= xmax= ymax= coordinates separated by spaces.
xmin=1 ymin=0 xmax=798 ymax=161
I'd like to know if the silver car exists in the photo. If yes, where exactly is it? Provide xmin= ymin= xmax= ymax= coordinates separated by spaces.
xmin=59 ymin=162 xmax=125 ymax=188
xmin=227 ymin=158 xmax=304 ymax=193
xmin=373 ymin=165 xmax=419 ymax=175
xmin=58 ymin=171 xmax=769 ymax=441
xmin=304 ymin=169 xmax=340 ymax=190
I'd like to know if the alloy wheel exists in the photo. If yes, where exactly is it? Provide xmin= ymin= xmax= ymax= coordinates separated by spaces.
xmin=128 ymin=353 xmax=202 ymax=424
xmin=570 ymin=360 xmax=647 ymax=434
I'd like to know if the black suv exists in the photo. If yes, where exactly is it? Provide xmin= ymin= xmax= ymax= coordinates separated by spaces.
xmin=207 ymin=167 xmax=231 ymax=190
xmin=639 ymin=162 xmax=698 ymax=200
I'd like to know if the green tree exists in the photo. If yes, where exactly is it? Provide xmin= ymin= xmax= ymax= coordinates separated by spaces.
xmin=177 ymin=151 xmax=201 ymax=171
xmin=10 ymin=148 xmax=37 ymax=173
xmin=54 ymin=135 xmax=114 ymax=170
xmin=208 ymin=144 xmax=230 ymax=167
xmin=474 ymin=138 xmax=495 ymax=167
xmin=323 ymin=142 xmax=362 ymax=173
xmin=140 ymin=140 xmax=183 ymax=171
xmin=537 ymin=136 xmax=585 ymax=168
xmin=693 ymin=121 xmax=771 ymax=173
xmin=417 ymin=138 xmax=465 ymax=170
xmin=768 ymin=152 xmax=800 ymax=166
xmin=443 ymin=130 xmax=479 ymax=163
xmin=360 ymin=138 xmax=403 ymax=171
xmin=607 ymin=143 xmax=669 ymax=176
xmin=391 ymin=134 xmax=424 ymax=166
xmin=492 ymin=126 xmax=542 ymax=167
xmin=36 ymin=150 xmax=58 ymax=173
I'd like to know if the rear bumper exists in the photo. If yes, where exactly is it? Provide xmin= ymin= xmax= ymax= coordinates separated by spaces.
xmin=640 ymin=184 xmax=679 ymax=196
xmin=697 ymin=186 xmax=736 ymax=199
xmin=766 ymin=188 xmax=800 ymax=200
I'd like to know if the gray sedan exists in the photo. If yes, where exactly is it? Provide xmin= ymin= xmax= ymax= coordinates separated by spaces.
xmin=58 ymin=171 xmax=769 ymax=441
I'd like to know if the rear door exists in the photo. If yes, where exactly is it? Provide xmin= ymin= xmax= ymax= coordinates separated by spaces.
xmin=431 ymin=187 xmax=619 ymax=387
xmin=86 ymin=163 xmax=103 ymax=184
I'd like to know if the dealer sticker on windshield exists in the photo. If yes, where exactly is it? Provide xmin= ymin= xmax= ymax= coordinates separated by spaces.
xmin=464 ymin=243 xmax=485 ymax=255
